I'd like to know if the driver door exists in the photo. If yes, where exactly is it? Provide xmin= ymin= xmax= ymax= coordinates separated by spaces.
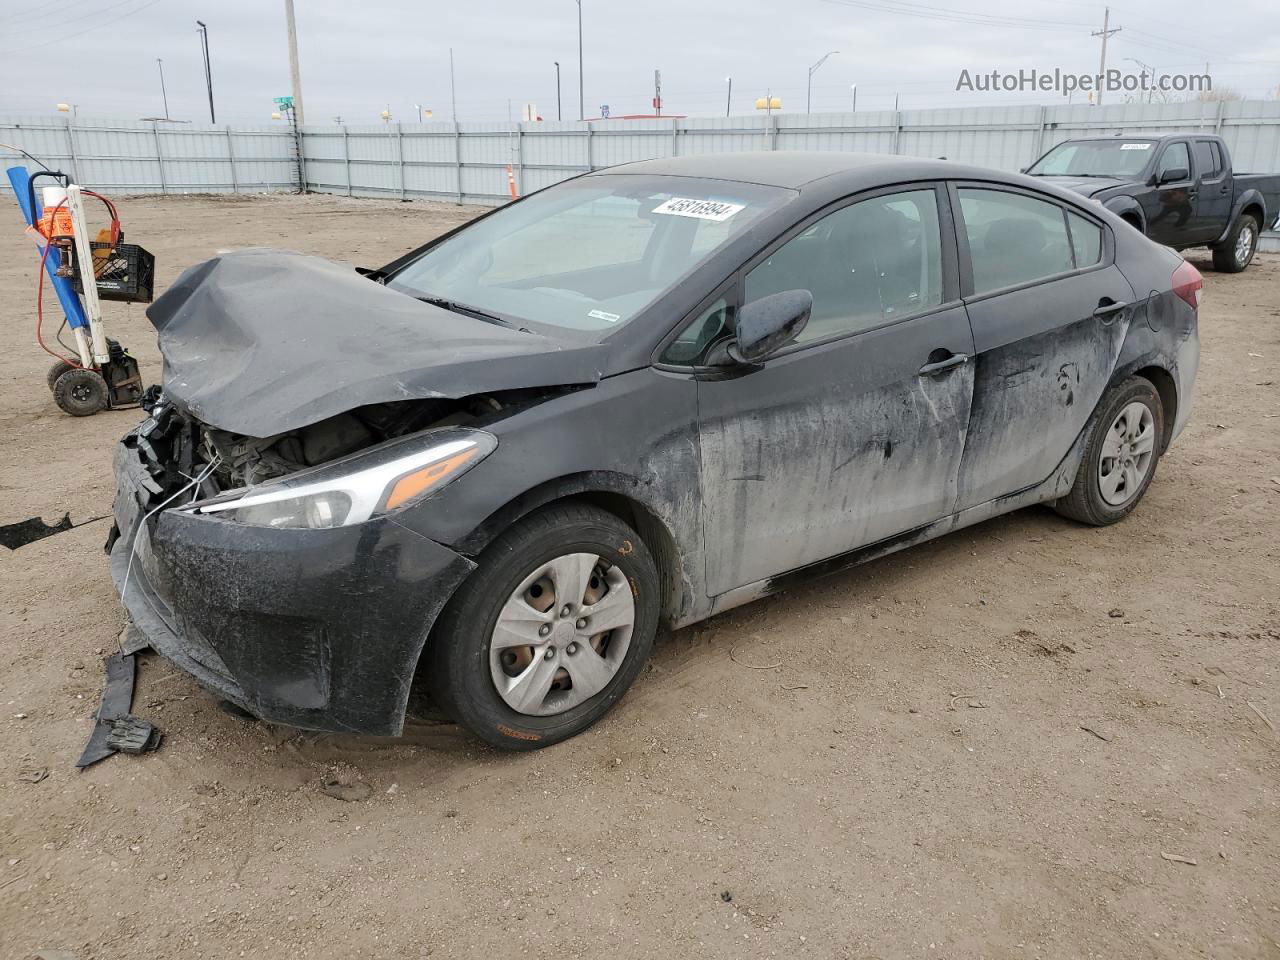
xmin=686 ymin=185 xmax=976 ymax=596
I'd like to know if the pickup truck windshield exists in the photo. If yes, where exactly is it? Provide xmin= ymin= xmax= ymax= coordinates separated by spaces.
xmin=1028 ymin=140 xmax=1157 ymax=178
xmin=388 ymin=175 xmax=793 ymax=334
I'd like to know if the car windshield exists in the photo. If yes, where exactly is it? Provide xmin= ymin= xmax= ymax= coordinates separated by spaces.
xmin=1028 ymin=140 xmax=1156 ymax=178
xmin=387 ymin=174 xmax=793 ymax=334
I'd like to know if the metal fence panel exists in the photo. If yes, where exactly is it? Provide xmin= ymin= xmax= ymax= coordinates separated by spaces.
xmin=4 ymin=102 xmax=1278 ymax=218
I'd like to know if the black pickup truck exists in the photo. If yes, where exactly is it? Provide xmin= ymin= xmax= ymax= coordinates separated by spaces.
xmin=1026 ymin=133 xmax=1280 ymax=273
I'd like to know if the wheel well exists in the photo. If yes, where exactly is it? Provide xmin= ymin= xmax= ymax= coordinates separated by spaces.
xmin=1135 ymin=365 xmax=1177 ymax=451
xmin=458 ymin=480 xmax=687 ymax=625
xmin=1240 ymin=203 xmax=1264 ymax=228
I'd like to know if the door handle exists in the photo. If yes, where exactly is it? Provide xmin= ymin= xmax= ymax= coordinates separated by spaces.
xmin=918 ymin=352 xmax=969 ymax=377
xmin=1093 ymin=299 xmax=1128 ymax=318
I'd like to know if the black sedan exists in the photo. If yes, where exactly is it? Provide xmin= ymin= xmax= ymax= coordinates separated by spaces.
xmin=109 ymin=152 xmax=1201 ymax=750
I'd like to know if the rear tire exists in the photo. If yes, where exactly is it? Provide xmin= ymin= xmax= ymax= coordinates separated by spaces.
xmin=1055 ymin=376 xmax=1164 ymax=526
xmin=52 ymin=368 xmax=109 ymax=417
xmin=427 ymin=501 xmax=659 ymax=751
xmin=1212 ymin=213 xmax=1259 ymax=273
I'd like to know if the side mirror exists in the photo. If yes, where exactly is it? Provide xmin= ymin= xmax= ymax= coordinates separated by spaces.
xmin=729 ymin=289 xmax=812 ymax=364
xmin=1159 ymin=166 xmax=1188 ymax=185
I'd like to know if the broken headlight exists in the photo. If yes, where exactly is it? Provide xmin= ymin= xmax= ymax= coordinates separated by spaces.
xmin=194 ymin=429 xmax=496 ymax=529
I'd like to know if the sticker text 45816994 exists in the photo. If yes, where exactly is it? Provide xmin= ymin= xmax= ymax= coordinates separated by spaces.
xmin=651 ymin=197 xmax=746 ymax=222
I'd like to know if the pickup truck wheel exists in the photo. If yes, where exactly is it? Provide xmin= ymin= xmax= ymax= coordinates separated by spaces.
xmin=427 ymin=502 xmax=659 ymax=751
xmin=1212 ymin=213 xmax=1259 ymax=273
xmin=1055 ymin=377 xmax=1164 ymax=526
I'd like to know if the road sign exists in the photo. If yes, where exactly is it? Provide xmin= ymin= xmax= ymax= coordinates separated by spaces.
xmin=273 ymin=96 xmax=294 ymax=106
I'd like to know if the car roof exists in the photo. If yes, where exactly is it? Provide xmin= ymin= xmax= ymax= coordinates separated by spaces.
xmin=594 ymin=151 xmax=1011 ymax=190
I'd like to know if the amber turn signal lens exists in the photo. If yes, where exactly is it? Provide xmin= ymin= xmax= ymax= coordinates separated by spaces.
xmin=384 ymin=449 xmax=478 ymax=509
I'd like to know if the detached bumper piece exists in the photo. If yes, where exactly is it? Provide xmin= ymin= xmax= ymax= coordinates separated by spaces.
xmin=75 ymin=652 xmax=162 ymax=768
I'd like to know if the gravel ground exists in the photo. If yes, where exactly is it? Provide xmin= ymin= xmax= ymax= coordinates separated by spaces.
xmin=1 ymin=193 xmax=1278 ymax=960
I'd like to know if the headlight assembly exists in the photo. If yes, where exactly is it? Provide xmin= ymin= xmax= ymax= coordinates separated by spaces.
xmin=194 ymin=429 xmax=495 ymax=529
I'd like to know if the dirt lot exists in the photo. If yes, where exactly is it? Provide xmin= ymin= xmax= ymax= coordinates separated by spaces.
xmin=1 ymin=193 xmax=1277 ymax=959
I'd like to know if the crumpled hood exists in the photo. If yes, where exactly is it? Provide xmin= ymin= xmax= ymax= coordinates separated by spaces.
xmin=1031 ymin=175 xmax=1128 ymax=198
xmin=146 ymin=249 xmax=608 ymax=437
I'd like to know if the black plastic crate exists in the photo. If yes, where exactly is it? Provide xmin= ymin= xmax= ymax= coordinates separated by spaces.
xmin=70 ymin=241 xmax=155 ymax=304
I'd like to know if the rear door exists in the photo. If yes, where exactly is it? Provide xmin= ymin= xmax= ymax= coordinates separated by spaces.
xmin=681 ymin=184 xmax=975 ymax=596
xmin=1190 ymin=139 xmax=1232 ymax=243
xmin=950 ymin=184 xmax=1135 ymax=510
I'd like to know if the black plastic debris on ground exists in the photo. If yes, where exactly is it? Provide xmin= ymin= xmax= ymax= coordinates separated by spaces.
xmin=76 ymin=652 xmax=162 ymax=768
xmin=0 ymin=512 xmax=110 ymax=551
xmin=0 ymin=514 xmax=72 ymax=550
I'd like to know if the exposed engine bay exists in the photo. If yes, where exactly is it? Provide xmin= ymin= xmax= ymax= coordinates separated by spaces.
xmin=132 ymin=388 xmax=564 ymax=500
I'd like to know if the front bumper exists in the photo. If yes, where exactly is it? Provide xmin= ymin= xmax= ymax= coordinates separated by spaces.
xmin=109 ymin=434 xmax=476 ymax=735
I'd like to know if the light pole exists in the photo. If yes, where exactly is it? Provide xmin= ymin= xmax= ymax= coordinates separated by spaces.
xmin=449 ymin=47 xmax=457 ymax=122
xmin=807 ymin=51 xmax=839 ymax=114
xmin=1125 ymin=57 xmax=1156 ymax=102
xmin=725 ymin=76 xmax=732 ymax=117
xmin=555 ymin=61 xmax=562 ymax=121
xmin=850 ymin=83 xmax=857 ymax=112
xmin=156 ymin=58 xmax=170 ymax=120
xmin=283 ymin=0 xmax=306 ymax=125
xmin=575 ymin=0 xmax=584 ymax=122
xmin=196 ymin=20 xmax=214 ymax=122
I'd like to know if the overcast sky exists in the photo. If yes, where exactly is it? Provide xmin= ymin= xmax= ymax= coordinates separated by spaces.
xmin=0 ymin=0 xmax=1275 ymax=124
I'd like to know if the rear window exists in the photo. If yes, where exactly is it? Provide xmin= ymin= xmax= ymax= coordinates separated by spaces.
xmin=959 ymin=188 xmax=1073 ymax=295
xmin=1194 ymin=140 xmax=1223 ymax=178
xmin=1067 ymin=212 xmax=1103 ymax=267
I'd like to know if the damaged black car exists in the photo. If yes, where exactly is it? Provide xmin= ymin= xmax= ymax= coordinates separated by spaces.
xmin=109 ymin=152 xmax=1200 ymax=749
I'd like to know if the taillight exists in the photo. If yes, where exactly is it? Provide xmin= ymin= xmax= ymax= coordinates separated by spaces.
xmin=1172 ymin=260 xmax=1203 ymax=309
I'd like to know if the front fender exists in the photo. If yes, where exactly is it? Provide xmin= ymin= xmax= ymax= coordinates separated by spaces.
xmin=1102 ymin=195 xmax=1146 ymax=232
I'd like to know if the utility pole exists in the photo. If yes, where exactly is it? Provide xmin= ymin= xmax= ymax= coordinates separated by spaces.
xmin=283 ymin=0 xmax=305 ymax=125
xmin=1091 ymin=6 xmax=1121 ymax=106
xmin=725 ymin=76 xmax=732 ymax=117
xmin=449 ymin=47 xmax=457 ymax=122
xmin=653 ymin=69 xmax=662 ymax=117
xmin=554 ymin=61 xmax=562 ymax=121
xmin=575 ymin=0 xmax=584 ymax=121
xmin=850 ymin=83 xmax=857 ymax=112
xmin=196 ymin=20 xmax=215 ymax=122
xmin=807 ymin=51 xmax=839 ymax=114
xmin=156 ymin=58 xmax=170 ymax=120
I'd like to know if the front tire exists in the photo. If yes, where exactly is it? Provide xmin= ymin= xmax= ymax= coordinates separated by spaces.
xmin=1055 ymin=376 xmax=1164 ymax=526
xmin=1212 ymin=213 xmax=1259 ymax=273
xmin=427 ymin=502 xmax=659 ymax=750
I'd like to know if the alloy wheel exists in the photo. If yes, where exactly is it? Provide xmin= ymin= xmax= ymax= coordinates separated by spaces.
xmin=1098 ymin=401 xmax=1156 ymax=506
xmin=489 ymin=553 xmax=635 ymax=716
xmin=1235 ymin=224 xmax=1255 ymax=266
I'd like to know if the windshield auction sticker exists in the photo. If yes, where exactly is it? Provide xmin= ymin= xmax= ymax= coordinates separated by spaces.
xmin=651 ymin=198 xmax=745 ymax=222
xmin=1120 ymin=143 xmax=1152 ymax=150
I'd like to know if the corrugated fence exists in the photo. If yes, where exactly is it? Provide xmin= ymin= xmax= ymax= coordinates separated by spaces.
xmin=4 ymin=99 xmax=1279 ymax=208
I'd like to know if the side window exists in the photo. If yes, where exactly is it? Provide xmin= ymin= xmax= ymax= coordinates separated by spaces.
xmin=660 ymin=297 xmax=729 ymax=364
xmin=743 ymin=188 xmax=943 ymax=345
xmin=958 ymin=188 xmax=1073 ymax=295
xmin=1193 ymin=141 xmax=1222 ymax=178
xmin=1067 ymin=211 xmax=1103 ymax=267
xmin=1157 ymin=142 xmax=1191 ymax=182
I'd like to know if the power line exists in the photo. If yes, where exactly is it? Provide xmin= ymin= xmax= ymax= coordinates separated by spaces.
xmin=0 ymin=0 xmax=166 ymax=54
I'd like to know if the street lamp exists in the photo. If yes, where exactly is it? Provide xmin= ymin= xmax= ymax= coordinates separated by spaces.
xmin=196 ymin=20 xmax=215 ymax=123
xmin=806 ymin=50 xmax=839 ymax=114
xmin=554 ymin=61 xmax=562 ymax=121
xmin=575 ymin=0 xmax=584 ymax=122
xmin=850 ymin=83 xmax=857 ymax=113
xmin=725 ymin=76 xmax=732 ymax=117
xmin=1125 ymin=57 xmax=1156 ymax=102
xmin=157 ymin=58 xmax=170 ymax=120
